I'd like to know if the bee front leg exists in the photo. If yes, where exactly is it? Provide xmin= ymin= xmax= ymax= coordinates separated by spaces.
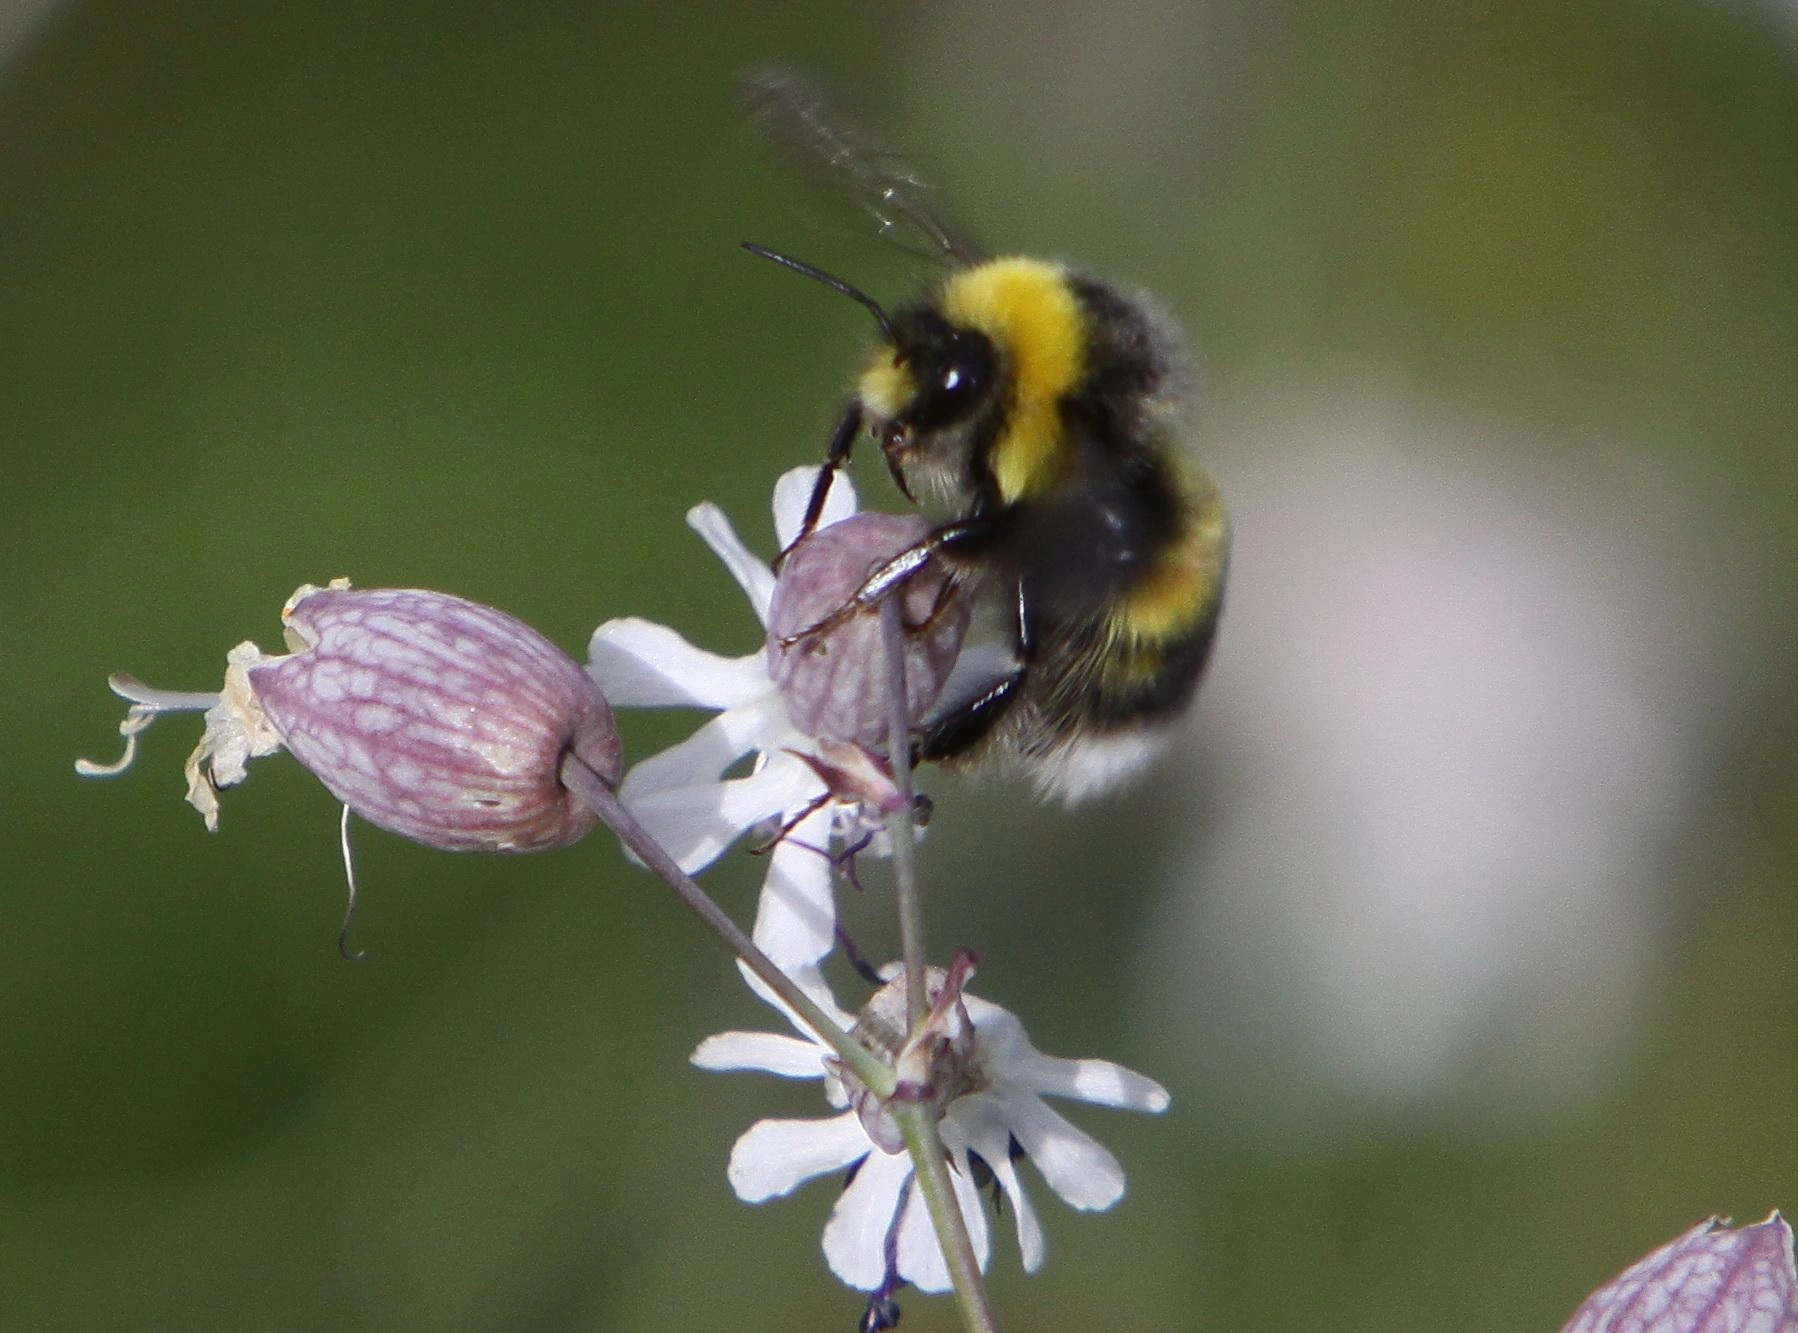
xmin=777 ymin=400 xmax=864 ymax=568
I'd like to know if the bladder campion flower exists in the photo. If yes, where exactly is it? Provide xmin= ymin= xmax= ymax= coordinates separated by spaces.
xmin=692 ymin=955 xmax=1171 ymax=1298
xmin=586 ymin=466 xmax=971 ymax=975
xmin=78 ymin=580 xmax=620 ymax=852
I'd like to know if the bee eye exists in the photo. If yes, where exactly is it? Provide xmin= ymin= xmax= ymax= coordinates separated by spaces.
xmin=910 ymin=331 xmax=994 ymax=430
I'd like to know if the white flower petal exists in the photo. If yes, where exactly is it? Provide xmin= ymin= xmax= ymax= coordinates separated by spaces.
xmin=690 ymin=1030 xmax=828 ymax=1078
xmin=893 ymin=1178 xmax=949 ymax=1294
xmin=894 ymin=1150 xmax=991 ymax=1294
xmin=1024 ymin=1053 xmax=1170 ymax=1113
xmin=735 ymin=958 xmax=855 ymax=1037
xmin=586 ymin=618 xmax=770 ymax=709
xmin=942 ymin=1092 xmax=1012 ymax=1170
xmin=773 ymin=465 xmax=859 ymax=549
xmin=824 ymin=1148 xmax=912 ymax=1292
xmin=180 ymin=646 xmax=287 ymax=830
xmin=620 ymin=696 xmax=782 ymax=800
xmin=734 ymin=747 xmax=830 ymax=812
xmin=688 ymin=502 xmax=778 ymax=626
xmin=705 ymin=761 xmax=827 ymax=847
xmin=621 ymin=757 xmax=821 ymax=875
xmin=1000 ymin=1091 xmax=1128 ymax=1211
xmin=989 ymin=1150 xmax=1047 ymax=1273
xmin=619 ymin=783 xmax=761 ymax=875
xmin=943 ymin=1092 xmax=1045 ymax=1268
xmin=954 ymin=1151 xmax=995 ymax=1269
xmin=751 ymin=806 xmax=838 ymax=971
xmin=965 ymin=998 xmax=1172 ymax=1113
xmin=728 ymin=1112 xmax=870 ymax=1203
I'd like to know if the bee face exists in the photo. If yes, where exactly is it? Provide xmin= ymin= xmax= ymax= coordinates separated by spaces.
xmin=859 ymin=308 xmax=999 ymax=499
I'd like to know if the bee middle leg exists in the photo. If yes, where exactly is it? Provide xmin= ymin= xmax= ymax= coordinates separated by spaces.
xmin=773 ymin=517 xmax=986 ymax=650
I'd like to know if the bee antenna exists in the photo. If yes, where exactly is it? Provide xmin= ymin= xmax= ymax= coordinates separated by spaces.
xmin=740 ymin=242 xmax=897 ymax=343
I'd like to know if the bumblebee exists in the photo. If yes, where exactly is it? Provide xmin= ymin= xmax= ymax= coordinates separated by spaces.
xmin=743 ymin=73 xmax=1228 ymax=802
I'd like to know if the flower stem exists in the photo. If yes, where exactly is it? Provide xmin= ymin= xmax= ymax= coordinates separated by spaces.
xmin=560 ymin=753 xmax=892 ymax=1097
xmin=894 ymin=1102 xmax=1003 ymax=1333
xmin=878 ymin=599 xmax=928 ymax=1031
xmin=879 ymin=599 xmax=1001 ymax=1333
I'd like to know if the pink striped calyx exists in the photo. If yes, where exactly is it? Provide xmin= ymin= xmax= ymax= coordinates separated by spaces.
xmin=765 ymin=512 xmax=969 ymax=749
xmin=249 ymin=583 xmax=621 ymax=852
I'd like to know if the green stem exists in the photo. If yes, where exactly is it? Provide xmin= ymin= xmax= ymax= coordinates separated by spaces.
xmin=894 ymin=1103 xmax=1003 ymax=1333
xmin=878 ymin=599 xmax=929 ymax=1031
xmin=879 ymin=598 xmax=1001 ymax=1333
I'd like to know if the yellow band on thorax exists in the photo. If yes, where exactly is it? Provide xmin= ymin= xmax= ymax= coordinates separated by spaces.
xmin=940 ymin=258 xmax=1084 ymax=503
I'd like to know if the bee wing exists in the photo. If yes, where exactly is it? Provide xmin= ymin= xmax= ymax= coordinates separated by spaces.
xmin=740 ymin=68 xmax=985 ymax=266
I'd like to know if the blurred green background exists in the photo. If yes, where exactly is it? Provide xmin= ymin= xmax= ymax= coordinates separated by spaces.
xmin=3 ymin=2 xmax=1795 ymax=1329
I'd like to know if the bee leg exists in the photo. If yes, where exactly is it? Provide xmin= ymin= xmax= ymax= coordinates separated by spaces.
xmin=916 ymin=666 xmax=1026 ymax=763
xmin=774 ymin=519 xmax=983 ymax=650
xmin=899 ymin=569 xmax=963 ymax=636
xmin=916 ymin=572 xmax=1033 ymax=761
xmin=776 ymin=400 xmax=864 ymax=569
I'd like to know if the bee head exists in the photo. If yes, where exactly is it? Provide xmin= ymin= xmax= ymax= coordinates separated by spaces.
xmin=740 ymin=241 xmax=982 ymax=489
xmin=859 ymin=307 xmax=1000 ymax=502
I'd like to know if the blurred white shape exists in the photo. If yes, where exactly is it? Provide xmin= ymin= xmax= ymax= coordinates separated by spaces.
xmin=1144 ymin=400 xmax=1749 ymax=1137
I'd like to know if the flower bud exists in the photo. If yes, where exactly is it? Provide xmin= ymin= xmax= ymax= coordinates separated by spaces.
xmin=765 ymin=513 xmax=970 ymax=748
xmin=251 ymin=585 xmax=620 ymax=852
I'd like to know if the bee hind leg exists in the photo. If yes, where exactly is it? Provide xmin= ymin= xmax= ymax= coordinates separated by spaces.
xmin=916 ymin=667 xmax=1026 ymax=763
